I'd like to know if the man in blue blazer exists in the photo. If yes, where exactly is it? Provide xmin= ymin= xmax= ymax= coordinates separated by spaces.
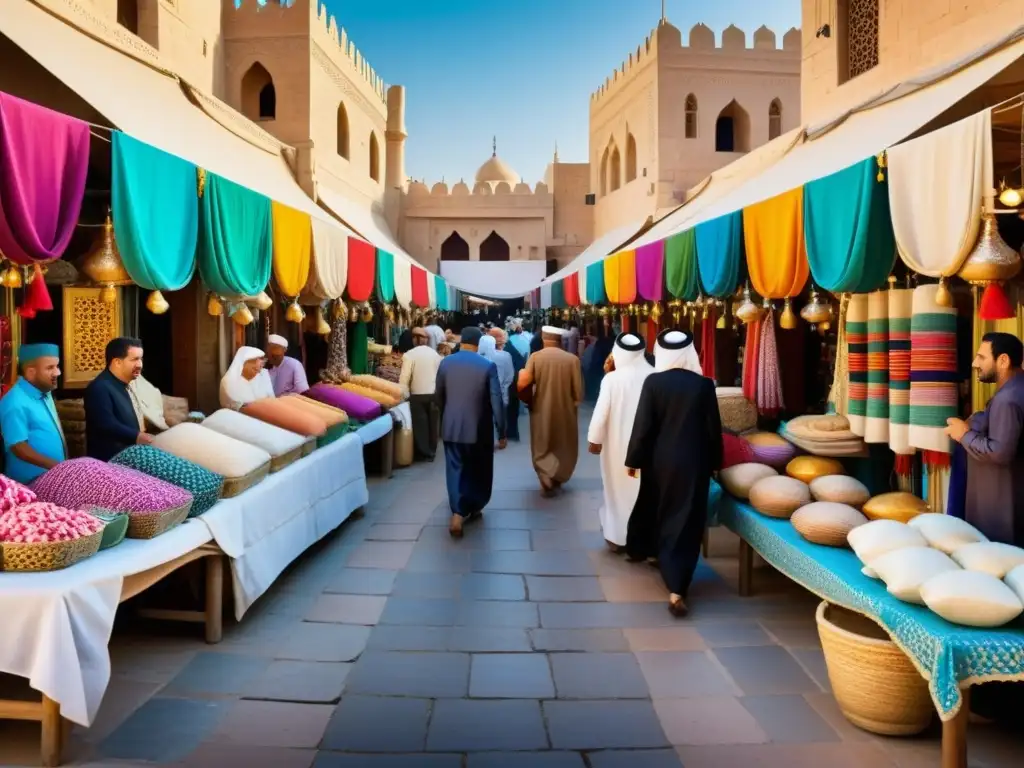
xmin=435 ymin=327 xmax=507 ymax=538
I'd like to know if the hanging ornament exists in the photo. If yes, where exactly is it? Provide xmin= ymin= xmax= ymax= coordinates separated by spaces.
xmin=347 ymin=302 xmax=360 ymax=323
xmin=957 ymin=211 xmax=1022 ymax=320
xmin=649 ymin=302 xmax=663 ymax=322
xmin=249 ymin=291 xmax=273 ymax=311
xmin=384 ymin=304 xmax=396 ymax=323
xmin=360 ymin=302 xmax=374 ymax=323
xmin=735 ymin=283 xmax=761 ymax=325
xmin=231 ymin=303 xmax=254 ymax=326
xmin=799 ymin=285 xmax=831 ymax=325
xmin=99 ymin=284 xmax=117 ymax=304
xmin=145 ymin=290 xmax=169 ymax=315
xmin=998 ymin=179 xmax=1022 ymax=209
xmin=934 ymin=276 xmax=954 ymax=307
xmin=779 ymin=297 xmax=798 ymax=329
xmin=207 ymin=293 xmax=224 ymax=317
xmin=333 ymin=299 xmax=347 ymax=320
xmin=316 ymin=307 xmax=332 ymax=336
xmin=1 ymin=264 xmax=22 ymax=288
xmin=285 ymin=299 xmax=305 ymax=323
xmin=20 ymin=264 xmax=53 ymax=317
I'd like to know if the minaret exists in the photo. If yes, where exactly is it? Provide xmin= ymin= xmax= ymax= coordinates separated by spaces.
xmin=492 ymin=136 xmax=497 ymax=157
xmin=384 ymin=84 xmax=407 ymax=235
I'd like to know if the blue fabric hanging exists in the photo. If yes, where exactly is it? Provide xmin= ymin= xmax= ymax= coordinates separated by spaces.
xmin=695 ymin=212 xmax=743 ymax=298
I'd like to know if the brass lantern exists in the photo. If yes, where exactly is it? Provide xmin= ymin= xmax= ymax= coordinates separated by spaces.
xmin=779 ymin=297 xmax=799 ymax=330
xmin=316 ymin=307 xmax=332 ymax=336
xmin=957 ymin=211 xmax=1022 ymax=320
xmin=80 ymin=211 xmax=132 ymax=304
xmin=800 ymin=286 xmax=831 ymax=325
xmin=1 ymin=263 xmax=23 ymax=288
xmin=734 ymin=283 xmax=761 ymax=325
xmin=286 ymin=300 xmax=305 ymax=323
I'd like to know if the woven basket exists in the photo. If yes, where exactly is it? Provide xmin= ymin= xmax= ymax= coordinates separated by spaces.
xmin=126 ymin=501 xmax=192 ymax=539
xmin=0 ymin=527 xmax=103 ymax=572
xmin=301 ymin=437 xmax=317 ymax=457
xmin=221 ymin=461 xmax=271 ymax=498
xmin=270 ymin=444 xmax=303 ymax=473
xmin=717 ymin=392 xmax=758 ymax=433
xmin=815 ymin=602 xmax=933 ymax=735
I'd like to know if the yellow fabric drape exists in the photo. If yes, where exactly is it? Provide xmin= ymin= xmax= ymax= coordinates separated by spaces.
xmin=603 ymin=249 xmax=637 ymax=305
xmin=743 ymin=187 xmax=809 ymax=299
xmin=271 ymin=202 xmax=312 ymax=298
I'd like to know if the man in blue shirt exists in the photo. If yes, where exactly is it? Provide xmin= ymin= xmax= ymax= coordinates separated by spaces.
xmin=0 ymin=343 xmax=66 ymax=483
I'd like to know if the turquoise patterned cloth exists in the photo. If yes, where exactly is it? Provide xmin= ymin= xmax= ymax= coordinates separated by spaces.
xmin=111 ymin=445 xmax=224 ymax=517
xmin=717 ymin=494 xmax=1024 ymax=721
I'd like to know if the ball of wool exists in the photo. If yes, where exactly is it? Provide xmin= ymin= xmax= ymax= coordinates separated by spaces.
xmin=31 ymin=458 xmax=193 ymax=515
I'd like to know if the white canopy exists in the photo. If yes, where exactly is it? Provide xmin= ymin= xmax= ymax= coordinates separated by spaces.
xmin=440 ymin=260 xmax=548 ymax=300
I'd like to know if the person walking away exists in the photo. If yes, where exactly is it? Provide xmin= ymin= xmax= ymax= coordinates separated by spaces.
xmin=399 ymin=327 xmax=443 ymax=461
xmin=563 ymin=321 xmax=581 ymax=357
xmin=495 ymin=328 xmax=525 ymax=442
xmin=517 ymin=326 xmax=582 ymax=496
xmin=478 ymin=331 xmax=515 ymax=438
xmin=436 ymin=327 xmax=507 ymax=537
xmin=625 ymin=330 xmax=723 ymax=617
xmin=587 ymin=333 xmax=653 ymax=552
xmin=583 ymin=325 xmax=614 ymax=403
xmin=509 ymin=319 xmax=531 ymax=362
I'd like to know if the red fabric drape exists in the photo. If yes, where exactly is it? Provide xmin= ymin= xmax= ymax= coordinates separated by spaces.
xmin=564 ymin=272 xmax=580 ymax=307
xmin=410 ymin=265 xmax=429 ymax=307
xmin=346 ymin=237 xmax=376 ymax=302
xmin=700 ymin=307 xmax=717 ymax=383
xmin=742 ymin=317 xmax=761 ymax=402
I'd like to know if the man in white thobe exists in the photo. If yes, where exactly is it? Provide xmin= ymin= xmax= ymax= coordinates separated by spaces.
xmin=587 ymin=333 xmax=653 ymax=551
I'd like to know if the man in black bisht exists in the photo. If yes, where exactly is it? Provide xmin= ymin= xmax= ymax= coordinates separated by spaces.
xmin=84 ymin=337 xmax=153 ymax=461
xmin=625 ymin=329 xmax=723 ymax=617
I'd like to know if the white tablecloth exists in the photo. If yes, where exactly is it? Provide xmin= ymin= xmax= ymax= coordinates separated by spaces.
xmin=391 ymin=402 xmax=412 ymax=428
xmin=357 ymin=414 xmax=394 ymax=444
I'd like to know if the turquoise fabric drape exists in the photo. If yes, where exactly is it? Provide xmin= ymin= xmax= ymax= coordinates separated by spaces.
xmin=375 ymin=248 xmax=395 ymax=302
xmin=695 ymin=212 xmax=743 ymax=298
xmin=664 ymin=230 xmax=700 ymax=300
xmin=550 ymin=279 xmax=565 ymax=308
xmin=585 ymin=261 xmax=606 ymax=305
xmin=198 ymin=172 xmax=271 ymax=297
xmin=804 ymin=158 xmax=896 ymax=293
xmin=434 ymin=275 xmax=448 ymax=311
xmin=111 ymin=132 xmax=198 ymax=291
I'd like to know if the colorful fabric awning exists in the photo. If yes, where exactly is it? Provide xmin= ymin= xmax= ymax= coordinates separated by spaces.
xmin=664 ymin=230 xmax=700 ymax=301
xmin=304 ymin=218 xmax=348 ymax=301
xmin=803 ymin=158 xmax=895 ymax=293
xmin=110 ymin=131 xmax=197 ymax=291
xmin=743 ymin=188 xmax=809 ymax=299
xmin=585 ymin=261 xmax=606 ymax=305
xmin=375 ymin=248 xmax=395 ymax=303
xmin=551 ymin=278 xmax=566 ymax=309
xmin=411 ymin=265 xmax=429 ymax=307
xmin=564 ymin=272 xmax=580 ymax=307
xmin=0 ymin=92 xmax=90 ymax=264
xmin=393 ymin=254 xmax=412 ymax=308
xmin=346 ymin=238 xmax=375 ymax=302
xmin=198 ymin=172 xmax=272 ymax=297
xmin=271 ymin=201 xmax=311 ymax=298
xmin=635 ymin=241 xmax=664 ymax=301
xmin=434 ymin=274 xmax=449 ymax=311
xmin=695 ymin=212 xmax=743 ymax=298
xmin=604 ymin=249 xmax=637 ymax=305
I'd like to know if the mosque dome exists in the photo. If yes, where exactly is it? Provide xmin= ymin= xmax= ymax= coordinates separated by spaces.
xmin=475 ymin=137 xmax=520 ymax=185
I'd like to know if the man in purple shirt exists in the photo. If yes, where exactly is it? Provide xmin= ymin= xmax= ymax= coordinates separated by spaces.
xmin=266 ymin=334 xmax=309 ymax=397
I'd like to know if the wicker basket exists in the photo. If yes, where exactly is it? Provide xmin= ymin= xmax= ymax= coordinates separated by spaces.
xmin=717 ymin=391 xmax=758 ymax=433
xmin=301 ymin=437 xmax=317 ymax=457
xmin=126 ymin=502 xmax=192 ymax=539
xmin=221 ymin=461 xmax=271 ymax=498
xmin=0 ymin=527 xmax=103 ymax=572
xmin=269 ymin=444 xmax=303 ymax=473
xmin=815 ymin=601 xmax=933 ymax=735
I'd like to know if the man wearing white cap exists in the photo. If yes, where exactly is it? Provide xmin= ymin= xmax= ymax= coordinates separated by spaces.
xmin=265 ymin=334 xmax=309 ymax=397
xmin=625 ymin=329 xmax=723 ymax=617
xmin=587 ymin=333 xmax=653 ymax=552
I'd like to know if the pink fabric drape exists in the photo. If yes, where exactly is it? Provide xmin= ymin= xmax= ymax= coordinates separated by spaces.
xmin=635 ymin=241 xmax=665 ymax=301
xmin=0 ymin=93 xmax=90 ymax=264
xmin=756 ymin=309 xmax=784 ymax=416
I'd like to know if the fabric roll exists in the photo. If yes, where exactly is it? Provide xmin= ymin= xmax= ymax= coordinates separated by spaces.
xmin=845 ymin=293 xmax=869 ymax=436
xmin=743 ymin=187 xmax=809 ymax=299
xmin=586 ymin=261 xmax=607 ymax=305
xmin=304 ymin=218 xmax=348 ymax=300
xmin=393 ymin=255 xmax=412 ymax=308
xmin=803 ymin=158 xmax=896 ymax=293
xmin=271 ymin=202 xmax=311 ymax=298
xmin=664 ymin=230 xmax=700 ymax=301
xmin=695 ymin=212 xmax=743 ymax=298
xmin=111 ymin=132 xmax=197 ymax=291
xmin=346 ymin=238 xmax=375 ymax=302
xmin=741 ymin=317 xmax=762 ymax=403
xmin=410 ymin=265 xmax=429 ymax=307
xmin=864 ymin=290 xmax=890 ymax=443
xmin=909 ymin=283 xmax=958 ymax=454
xmin=564 ymin=272 xmax=581 ymax=307
xmin=888 ymin=288 xmax=915 ymax=455
xmin=889 ymin=110 xmax=993 ymax=278
xmin=828 ymin=294 xmax=851 ymax=416
xmin=0 ymin=92 xmax=90 ymax=264
xmin=635 ymin=241 xmax=665 ymax=301
xmin=198 ymin=172 xmax=272 ymax=297
xmin=375 ymin=248 xmax=396 ymax=303
xmin=756 ymin=309 xmax=783 ymax=416
xmin=603 ymin=249 xmax=637 ymax=305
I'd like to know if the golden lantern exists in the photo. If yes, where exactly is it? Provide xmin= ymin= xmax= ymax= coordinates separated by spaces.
xmin=360 ymin=303 xmax=374 ymax=323
xmin=2 ymin=264 xmax=23 ymax=288
xmin=80 ymin=212 xmax=132 ymax=303
xmin=249 ymin=291 xmax=273 ymax=311
xmin=957 ymin=211 xmax=1022 ymax=320
xmin=800 ymin=286 xmax=831 ymax=325
xmin=735 ymin=283 xmax=761 ymax=325
xmin=779 ymin=297 xmax=798 ymax=330
xmin=231 ymin=303 xmax=254 ymax=326
xmin=285 ymin=300 xmax=305 ymax=323
xmin=316 ymin=307 xmax=332 ymax=336
xmin=348 ymin=302 xmax=360 ymax=323
xmin=934 ymin=276 xmax=954 ymax=307
xmin=998 ymin=177 xmax=1023 ymax=209
xmin=333 ymin=299 xmax=347 ymax=320
xmin=99 ymin=284 xmax=117 ymax=304
xmin=207 ymin=293 xmax=224 ymax=316
xmin=145 ymin=290 xmax=170 ymax=315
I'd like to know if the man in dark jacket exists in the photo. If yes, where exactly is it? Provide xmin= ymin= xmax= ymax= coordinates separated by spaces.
xmin=84 ymin=337 xmax=151 ymax=461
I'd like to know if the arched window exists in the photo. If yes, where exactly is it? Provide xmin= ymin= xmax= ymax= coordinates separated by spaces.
xmin=336 ymin=102 xmax=350 ymax=159
xmin=369 ymin=132 xmax=380 ymax=182
xmin=769 ymin=99 xmax=782 ymax=140
xmin=479 ymin=231 xmax=510 ymax=262
xmin=599 ymin=146 xmax=610 ymax=197
xmin=609 ymin=143 xmax=621 ymax=192
xmin=714 ymin=100 xmax=751 ymax=153
xmin=684 ymin=94 xmax=698 ymax=139
xmin=241 ymin=62 xmax=276 ymax=121
xmin=117 ymin=0 xmax=139 ymax=34
xmin=440 ymin=232 xmax=469 ymax=261
xmin=625 ymin=133 xmax=637 ymax=183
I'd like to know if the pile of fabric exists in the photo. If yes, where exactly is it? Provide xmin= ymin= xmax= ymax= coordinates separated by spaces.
xmin=781 ymin=414 xmax=868 ymax=457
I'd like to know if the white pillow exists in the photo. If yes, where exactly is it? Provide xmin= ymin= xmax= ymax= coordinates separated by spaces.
xmin=870 ymin=547 xmax=961 ymax=605
xmin=951 ymin=541 xmax=1024 ymax=579
xmin=1003 ymin=564 xmax=1024 ymax=605
xmin=847 ymin=519 xmax=927 ymax=565
xmin=907 ymin=514 xmax=987 ymax=554
xmin=920 ymin=570 xmax=1024 ymax=628
xmin=152 ymin=422 xmax=271 ymax=479
xmin=202 ymin=408 xmax=307 ymax=458
xmin=719 ymin=463 xmax=777 ymax=500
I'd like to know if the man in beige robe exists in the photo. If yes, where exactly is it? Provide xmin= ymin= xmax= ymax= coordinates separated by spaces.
xmin=517 ymin=325 xmax=582 ymax=496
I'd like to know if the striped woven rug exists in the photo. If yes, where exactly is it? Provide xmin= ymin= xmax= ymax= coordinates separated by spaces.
xmin=888 ymin=288 xmax=915 ymax=455
xmin=845 ymin=294 xmax=869 ymax=436
xmin=865 ymin=291 xmax=890 ymax=443
xmin=909 ymin=283 xmax=958 ymax=455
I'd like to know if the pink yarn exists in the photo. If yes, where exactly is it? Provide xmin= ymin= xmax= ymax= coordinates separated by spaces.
xmin=0 ymin=473 xmax=37 ymax=513
xmin=0 ymin=501 xmax=103 ymax=543
xmin=31 ymin=457 xmax=192 ymax=515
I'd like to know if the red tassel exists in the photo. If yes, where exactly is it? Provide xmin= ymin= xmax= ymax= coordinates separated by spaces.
xmin=923 ymin=450 xmax=950 ymax=469
xmin=894 ymin=453 xmax=914 ymax=476
xmin=17 ymin=307 xmax=36 ymax=319
xmin=22 ymin=264 xmax=53 ymax=314
xmin=978 ymin=283 xmax=1014 ymax=320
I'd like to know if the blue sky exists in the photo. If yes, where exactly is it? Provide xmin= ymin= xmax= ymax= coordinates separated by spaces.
xmin=319 ymin=0 xmax=801 ymax=185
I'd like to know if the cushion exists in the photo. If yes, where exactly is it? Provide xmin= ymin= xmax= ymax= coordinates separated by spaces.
xmin=784 ymin=414 xmax=856 ymax=442
xmin=242 ymin=397 xmax=327 ymax=438
xmin=743 ymin=431 xmax=796 ymax=469
xmin=111 ymin=445 xmax=223 ymax=517
xmin=722 ymin=433 xmax=755 ymax=469
xmin=907 ymin=513 xmax=988 ymax=555
xmin=862 ymin=492 xmax=929 ymax=524
xmin=719 ymin=463 xmax=777 ymax=500
xmin=809 ymin=475 xmax=871 ymax=507
xmin=790 ymin=502 xmax=867 ymax=547
xmin=283 ymin=395 xmax=350 ymax=426
xmin=786 ymin=456 xmax=845 ymax=484
xmin=162 ymin=395 xmax=190 ymax=428
xmin=870 ymin=546 xmax=961 ymax=605
xmin=950 ymin=541 xmax=1024 ymax=579
xmin=307 ymin=383 xmax=382 ymax=421
xmin=1003 ymin=564 xmax=1024 ymax=605
xmin=151 ymin=423 xmax=272 ymax=480
xmin=847 ymin=519 xmax=927 ymax=565
xmin=747 ymin=475 xmax=811 ymax=519
xmin=31 ymin=457 xmax=193 ymax=516
xmin=340 ymin=382 xmax=400 ymax=409
xmin=919 ymin=570 xmax=1024 ymax=628
xmin=346 ymin=374 xmax=405 ymax=402
xmin=202 ymin=409 xmax=308 ymax=463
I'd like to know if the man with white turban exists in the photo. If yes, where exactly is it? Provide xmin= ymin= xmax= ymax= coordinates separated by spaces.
xmin=587 ymin=333 xmax=653 ymax=552
xmin=624 ymin=329 xmax=723 ymax=618
xmin=265 ymin=334 xmax=309 ymax=397
xmin=221 ymin=346 xmax=275 ymax=409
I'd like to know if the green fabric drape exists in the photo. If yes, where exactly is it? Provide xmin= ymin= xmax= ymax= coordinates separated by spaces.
xmin=664 ymin=230 xmax=700 ymax=300
xmin=585 ymin=261 xmax=606 ymax=305
xmin=347 ymin=320 xmax=369 ymax=375
xmin=111 ymin=132 xmax=198 ymax=291
xmin=804 ymin=158 xmax=896 ymax=293
xmin=375 ymin=249 xmax=395 ymax=303
xmin=550 ymin=279 xmax=565 ymax=308
xmin=198 ymin=172 xmax=272 ymax=297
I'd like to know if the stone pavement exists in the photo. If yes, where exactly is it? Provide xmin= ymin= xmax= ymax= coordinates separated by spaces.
xmin=1 ymin=408 xmax=1022 ymax=767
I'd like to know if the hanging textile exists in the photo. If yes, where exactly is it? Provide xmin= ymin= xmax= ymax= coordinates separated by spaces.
xmin=375 ymin=249 xmax=395 ymax=303
xmin=410 ymin=265 xmax=429 ymax=308
xmin=0 ymin=92 xmax=90 ymax=264
xmin=426 ymin=270 xmax=437 ymax=309
xmin=304 ymin=218 xmax=348 ymax=300
xmin=110 ymin=132 xmax=197 ymax=291
xmin=845 ymin=293 xmax=869 ymax=436
xmin=756 ymin=309 xmax=784 ymax=416
xmin=828 ymin=294 xmax=851 ymax=415
xmin=585 ymin=261 xmax=607 ymax=305
xmin=743 ymin=188 xmax=809 ymax=299
xmin=198 ymin=172 xmax=272 ymax=297
xmin=603 ymin=249 xmax=637 ymax=305
xmin=270 ymin=202 xmax=311 ymax=298
xmin=564 ymin=272 xmax=580 ymax=307
xmin=700 ymin=307 xmax=717 ymax=383
xmin=393 ymin=255 xmax=412 ymax=308
xmin=909 ymin=283 xmax=958 ymax=454
xmin=635 ymin=241 xmax=664 ymax=301
xmin=803 ymin=158 xmax=896 ymax=293
xmin=347 ymin=320 xmax=369 ymax=375
xmin=550 ymin=279 xmax=566 ymax=309
xmin=695 ymin=213 xmax=743 ymax=298
xmin=664 ymin=230 xmax=700 ymax=301
xmin=346 ymin=237 xmax=375 ymax=302
xmin=889 ymin=111 xmax=993 ymax=278
xmin=888 ymin=288 xmax=915 ymax=455
xmin=434 ymin=274 xmax=449 ymax=311
xmin=864 ymin=290 xmax=890 ymax=443
xmin=321 ymin=312 xmax=350 ymax=383
xmin=741 ymin=317 xmax=762 ymax=403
